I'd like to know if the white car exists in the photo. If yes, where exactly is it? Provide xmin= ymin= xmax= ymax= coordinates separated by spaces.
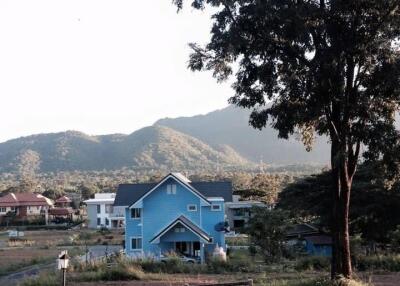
xmin=160 ymin=254 xmax=199 ymax=264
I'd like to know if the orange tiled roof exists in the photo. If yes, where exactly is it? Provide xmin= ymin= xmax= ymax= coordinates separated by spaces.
xmin=0 ymin=193 xmax=53 ymax=207
xmin=55 ymin=196 xmax=72 ymax=203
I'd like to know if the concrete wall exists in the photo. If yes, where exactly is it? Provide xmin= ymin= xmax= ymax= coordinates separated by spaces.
xmin=87 ymin=204 xmax=98 ymax=228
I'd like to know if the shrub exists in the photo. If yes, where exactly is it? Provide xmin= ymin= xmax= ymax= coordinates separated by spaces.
xmin=22 ymin=272 xmax=59 ymax=286
xmin=295 ymin=256 xmax=331 ymax=271
xmin=100 ymin=264 xmax=144 ymax=281
xmin=355 ymin=255 xmax=400 ymax=272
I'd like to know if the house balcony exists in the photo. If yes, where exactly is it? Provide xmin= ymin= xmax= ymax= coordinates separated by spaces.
xmin=108 ymin=213 xmax=125 ymax=219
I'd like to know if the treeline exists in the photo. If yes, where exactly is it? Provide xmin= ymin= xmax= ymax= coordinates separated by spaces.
xmin=0 ymin=169 xmax=303 ymax=204
xmin=277 ymin=162 xmax=400 ymax=248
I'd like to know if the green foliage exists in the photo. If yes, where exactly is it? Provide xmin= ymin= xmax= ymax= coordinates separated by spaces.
xmin=80 ymin=183 xmax=100 ymax=200
xmin=355 ymin=255 xmax=400 ymax=272
xmin=99 ymin=264 xmax=144 ymax=281
xmin=278 ymin=163 xmax=400 ymax=243
xmin=175 ymin=0 xmax=400 ymax=277
xmin=42 ymin=188 xmax=64 ymax=200
xmin=247 ymin=208 xmax=292 ymax=262
xmin=226 ymin=236 xmax=249 ymax=247
xmin=233 ymin=173 xmax=294 ymax=204
xmin=389 ymin=225 xmax=400 ymax=253
xmin=295 ymin=257 xmax=331 ymax=272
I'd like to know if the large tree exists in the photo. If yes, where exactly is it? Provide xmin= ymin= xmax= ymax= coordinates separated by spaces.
xmin=174 ymin=0 xmax=400 ymax=278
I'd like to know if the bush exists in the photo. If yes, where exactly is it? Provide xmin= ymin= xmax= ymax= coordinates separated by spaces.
xmin=100 ymin=264 xmax=144 ymax=281
xmin=295 ymin=256 xmax=331 ymax=271
xmin=72 ymin=260 xmax=144 ymax=282
xmin=355 ymin=255 xmax=400 ymax=272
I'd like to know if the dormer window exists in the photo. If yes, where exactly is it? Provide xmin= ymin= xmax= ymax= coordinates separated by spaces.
xmin=167 ymin=184 xmax=177 ymax=195
xmin=211 ymin=204 xmax=222 ymax=211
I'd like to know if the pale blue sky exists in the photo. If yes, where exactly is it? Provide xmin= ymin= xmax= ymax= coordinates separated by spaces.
xmin=0 ymin=1 xmax=233 ymax=143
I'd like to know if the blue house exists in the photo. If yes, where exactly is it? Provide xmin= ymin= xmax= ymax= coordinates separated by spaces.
xmin=304 ymin=235 xmax=332 ymax=257
xmin=286 ymin=224 xmax=332 ymax=257
xmin=114 ymin=173 xmax=232 ymax=263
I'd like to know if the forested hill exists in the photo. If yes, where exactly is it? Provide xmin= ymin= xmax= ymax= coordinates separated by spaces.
xmin=0 ymin=126 xmax=250 ymax=173
xmin=4 ymin=104 xmax=386 ymax=173
xmin=155 ymin=105 xmax=331 ymax=165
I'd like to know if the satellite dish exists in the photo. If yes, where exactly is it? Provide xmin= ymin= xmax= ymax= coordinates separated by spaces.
xmin=214 ymin=221 xmax=230 ymax=232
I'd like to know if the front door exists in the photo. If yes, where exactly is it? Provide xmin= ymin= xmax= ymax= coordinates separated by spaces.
xmin=193 ymin=241 xmax=200 ymax=257
xmin=175 ymin=241 xmax=188 ymax=255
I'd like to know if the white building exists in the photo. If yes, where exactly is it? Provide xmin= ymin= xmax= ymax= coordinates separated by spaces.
xmin=225 ymin=195 xmax=267 ymax=231
xmin=84 ymin=193 xmax=124 ymax=229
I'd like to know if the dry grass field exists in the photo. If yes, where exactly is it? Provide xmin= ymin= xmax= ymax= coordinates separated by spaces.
xmin=0 ymin=228 xmax=123 ymax=276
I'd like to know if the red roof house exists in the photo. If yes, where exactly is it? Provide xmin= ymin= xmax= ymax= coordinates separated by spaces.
xmin=0 ymin=193 xmax=53 ymax=218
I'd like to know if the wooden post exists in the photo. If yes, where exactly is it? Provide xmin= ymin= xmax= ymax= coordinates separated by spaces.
xmin=62 ymin=268 xmax=66 ymax=286
xmin=248 ymin=279 xmax=253 ymax=286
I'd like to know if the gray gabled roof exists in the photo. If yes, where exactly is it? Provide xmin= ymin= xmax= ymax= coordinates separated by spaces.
xmin=190 ymin=181 xmax=233 ymax=202
xmin=114 ymin=177 xmax=233 ymax=207
xmin=286 ymin=223 xmax=320 ymax=238
xmin=113 ymin=183 xmax=156 ymax=207
xmin=150 ymin=215 xmax=211 ymax=243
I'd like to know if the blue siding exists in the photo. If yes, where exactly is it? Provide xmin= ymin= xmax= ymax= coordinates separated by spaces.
xmin=201 ymin=202 xmax=225 ymax=252
xmin=306 ymin=242 xmax=332 ymax=257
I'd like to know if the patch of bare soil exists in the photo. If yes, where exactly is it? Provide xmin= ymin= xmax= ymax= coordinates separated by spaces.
xmin=366 ymin=273 xmax=400 ymax=286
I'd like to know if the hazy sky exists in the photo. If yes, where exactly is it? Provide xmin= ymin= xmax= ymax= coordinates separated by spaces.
xmin=0 ymin=1 xmax=233 ymax=143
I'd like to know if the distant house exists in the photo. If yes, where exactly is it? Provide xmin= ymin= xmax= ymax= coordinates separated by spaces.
xmin=84 ymin=193 xmax=123 ymax=229
xmin=0 ymin=193 xmax=53 ymax=221
xmin=114 ymin=173 xmax=232 ymax=263
xmin=49 ymin=196 xmax=74 ymax=222
xmin=225 ymin=195 xmax=267 ymax=231
xmin=286 ymin=223 xmax=332 ymax=257
xmin=55 ymin=196 xmax=72 ymax=208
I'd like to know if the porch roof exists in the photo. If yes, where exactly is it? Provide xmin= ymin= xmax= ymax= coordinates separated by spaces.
xmin=150 ymin=215 xmax=212 ymax=243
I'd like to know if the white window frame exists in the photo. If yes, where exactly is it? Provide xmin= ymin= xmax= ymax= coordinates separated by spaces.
xmin=131 ymin=208 xmax=141 ymax=219
xmin=131 ymin=237 xmax=142 ymax=250
xmin=0 ymin=207 xmax=6 ymax=213
xmin=211 ymin=204 xmax=222 ymax=211
xmin=167 ymin=184 xmax=177 ymax=195
xmin=187 ymin=204 xmax=197 ymax=212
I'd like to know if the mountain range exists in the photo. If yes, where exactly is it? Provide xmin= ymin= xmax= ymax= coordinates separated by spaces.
xmin=0 ymin=105 xmax=337 ymax=173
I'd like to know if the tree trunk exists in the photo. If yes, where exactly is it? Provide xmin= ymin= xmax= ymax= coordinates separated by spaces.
xmin=330 ymin=138 xmax=354 ymax=279
xmin=331 ymin=140 xmax=342 ymax=279
xmin=340 ymin=163 xmax=353 ymax=278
